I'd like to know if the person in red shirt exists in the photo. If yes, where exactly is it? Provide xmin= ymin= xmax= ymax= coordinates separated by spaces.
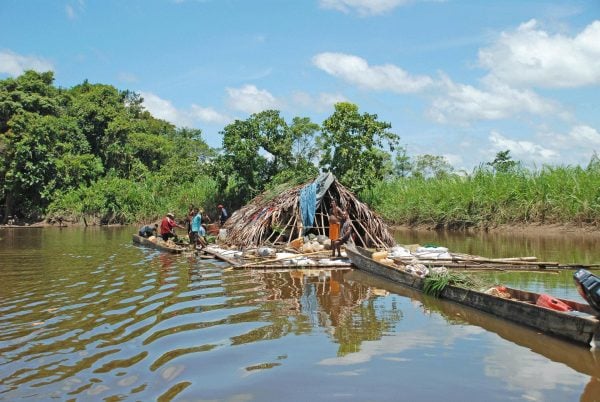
xmin=160 ymin=212 xmax=184 ymax=241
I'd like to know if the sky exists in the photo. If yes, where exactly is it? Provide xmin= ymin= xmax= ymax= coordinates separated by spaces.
xmin=1 ymin=0 xmax=599 ymax=171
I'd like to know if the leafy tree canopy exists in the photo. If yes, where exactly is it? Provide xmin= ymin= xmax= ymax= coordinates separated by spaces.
xmin=412 ymin=154 xmax=454 ymax=179
xmin=488 ymin=150 xmax=519 ymax=173
xmin=319 ymin=102 xmax=399 ymax=192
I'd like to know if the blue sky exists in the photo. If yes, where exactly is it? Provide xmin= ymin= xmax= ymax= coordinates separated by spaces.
xmin=1 ymin=0 xmax=599 ymax=171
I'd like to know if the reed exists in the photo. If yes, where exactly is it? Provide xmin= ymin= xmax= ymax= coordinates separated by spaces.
xmin=362 ymin=164 xmax=600 ymax=228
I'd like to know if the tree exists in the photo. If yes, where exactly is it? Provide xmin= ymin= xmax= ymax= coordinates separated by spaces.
xmin=412 ymin=154 xmax=454 ymax=179
xmin=290 ymin=116 xmax=320 ymax=170
xmin=319 ymin=102 xmax=399 ymax=192
xmin=393 ymin=146 xmax=412 ymax=178
xmin=0 ymin=70 xmax=59 ymax=133
xmin=155 ymin=128 xmax=214 ymax=185
xmin=488 ymin=150 xmax=518 ymax=173
xmin=0 ymin=113 xmax=79 ymax=219
xmin=214 ymin=110 xmax=315 ymax=205
xmin=67 ymin=82 xmax=124 ymax=158
xmin=0 ymin=71 xmax=65 ymax=221
xmin=270 ymin=116 xmax=320 ymax=185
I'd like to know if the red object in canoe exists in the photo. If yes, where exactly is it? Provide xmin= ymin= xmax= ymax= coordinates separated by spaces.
xmin=536 ymin=293 xmax=572 ymax=312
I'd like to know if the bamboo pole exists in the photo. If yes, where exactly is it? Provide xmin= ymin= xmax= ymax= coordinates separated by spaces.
xmin=284 ymin=212 xmax=298 ymax=246
xmin=354 ymin=218 xmax=384 ymax=248
xmin=346 ymin=220 xmax=366 ymax=248
xmin=319 ymin=211 xmax=326 ymax=236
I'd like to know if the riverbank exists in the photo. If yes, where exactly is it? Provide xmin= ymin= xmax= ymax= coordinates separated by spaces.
xmin=4 ymin=220 xmax=600 ymax=239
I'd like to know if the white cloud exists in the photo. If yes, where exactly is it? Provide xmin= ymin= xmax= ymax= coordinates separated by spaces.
xmin=225 ymin=84 xmax=281 ymax=114
xmin=535 ymin=124 xmax=600 ymax=165
xmin=140 ymin=91 xmax=191 ymax=127
xmin=292 ymin=91 xmax=349 ymax=112
xmin=318 ymin=92 xmax=349 ymax=109
xmin=488 ymin=131 xmax=558 ymax=162
xmin=479 ymin=19 xmax=600 ymax=88
xmin=0 ymin=50 xmax=54 ymax=76
xmin=190 ymin=104 xmax=230 ymax=124
xmin=313 ymin=52 xmax=433 ymax=93
xmin=568 ymin=124 xmax=600 ymax=145
xmin=429 ymin=75 xmax=560 ymax=124
xmin=140 ymin=91 xmax=230 ymax=127
xmin=319 ymin=0 xmax=411 ymax=16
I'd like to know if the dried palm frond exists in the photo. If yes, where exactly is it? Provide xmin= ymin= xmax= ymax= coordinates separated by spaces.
xmin=223 ymin=176 xmax=395 ymax=248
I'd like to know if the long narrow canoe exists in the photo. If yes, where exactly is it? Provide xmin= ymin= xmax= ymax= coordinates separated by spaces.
xmin=345 ymin=244 xmax=600 ymax=347
xmin=132 ymin=234 xmax=187 ymax=253
xmin=346 ymin=269 xmax=600 ymax=377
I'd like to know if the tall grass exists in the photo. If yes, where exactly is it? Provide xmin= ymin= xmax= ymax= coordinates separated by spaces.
xmin=47 ymin=174 xmax=218 ymax=225
xmin=362 ymin=165 xmax=600 ymax=228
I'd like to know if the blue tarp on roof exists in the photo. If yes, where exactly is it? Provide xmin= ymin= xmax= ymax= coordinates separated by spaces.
xmin=299 ymin=172 xmax=335 ymax=234
xmin=299 ymin=182 xmax=317 ymax=234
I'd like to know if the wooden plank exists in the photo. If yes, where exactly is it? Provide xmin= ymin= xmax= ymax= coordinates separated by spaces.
xmin=234 ymin=250 xmax=328 ymax=270
xmin=202 ymin=248 xmax=242 ymax=266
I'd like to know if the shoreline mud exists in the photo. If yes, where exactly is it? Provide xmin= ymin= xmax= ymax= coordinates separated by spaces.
xmin=3 ymin=221 xmax=600 ymax=238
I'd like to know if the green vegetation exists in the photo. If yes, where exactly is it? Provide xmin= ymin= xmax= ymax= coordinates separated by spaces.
xmin=0 ymin=71 xmax=216 ymax=224
xmin=2 ymin=70 xmax=600 ymax=229
xmin=423 ymin=271 xmax=489 ymax=297
xmin=362 ymin=160 xmax=600 ymax=229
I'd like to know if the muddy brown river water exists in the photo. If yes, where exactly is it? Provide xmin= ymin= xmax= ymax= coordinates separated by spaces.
xmin=1 ymin=226 xmax=600 ymax=401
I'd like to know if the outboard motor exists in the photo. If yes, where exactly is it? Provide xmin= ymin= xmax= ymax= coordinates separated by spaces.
xmin=573 ymin=268 xmax=600 ymax=314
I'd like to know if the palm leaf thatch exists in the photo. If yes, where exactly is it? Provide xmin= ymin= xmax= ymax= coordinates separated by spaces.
xmin=223 ymin=173 xmax=395 ymax=248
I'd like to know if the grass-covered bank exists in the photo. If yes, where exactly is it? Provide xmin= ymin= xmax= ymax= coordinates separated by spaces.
xmin=361 ymin=164 xmax=600 ymax=230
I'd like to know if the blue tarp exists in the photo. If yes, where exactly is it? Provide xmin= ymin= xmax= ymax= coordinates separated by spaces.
xmin=299 ymin=182 xmax=317 ymax=234
xmin=299 ymin=172 xmax=336 ymax=234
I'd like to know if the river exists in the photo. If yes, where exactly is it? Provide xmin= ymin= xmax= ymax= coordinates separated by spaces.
xmin=1 ymin=226 xmax=599 ymax=401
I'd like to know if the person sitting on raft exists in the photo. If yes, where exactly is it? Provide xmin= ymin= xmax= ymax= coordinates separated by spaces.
xmin=160 ymin=212 xmax=185 ymax=242
xmin=139 ymin=223 xmax=158 ymax=238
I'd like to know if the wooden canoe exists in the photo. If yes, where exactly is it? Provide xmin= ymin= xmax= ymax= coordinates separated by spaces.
xmin=346 ymin=269 xmax=600 ymax=376
xmin=132 ymin=234 xmax=187 ymax=254
xmin=345 ymin=244 xmax=600 ymax=347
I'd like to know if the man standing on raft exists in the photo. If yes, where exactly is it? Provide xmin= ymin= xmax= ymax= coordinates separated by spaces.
xmin=328 ymin=200 xmax=344 ymax=249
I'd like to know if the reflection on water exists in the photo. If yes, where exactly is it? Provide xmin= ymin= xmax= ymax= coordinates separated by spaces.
xmin=393 ymin=228 xmax=600 ymax=265
xmin=0 ymin=227 xmax=599 ymax=400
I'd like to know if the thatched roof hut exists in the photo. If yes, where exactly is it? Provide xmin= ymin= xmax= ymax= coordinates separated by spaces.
xmin=223 ymin=173 xmax=395 ymax=248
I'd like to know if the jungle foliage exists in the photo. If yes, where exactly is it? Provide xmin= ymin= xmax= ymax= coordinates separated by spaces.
xmin=1 ymin=71 xmax=399 ymax=224
xmin=2 ymin=70 xmax=599 ymax=229
xmin=0 ymin=71 xmax=215 ymax=224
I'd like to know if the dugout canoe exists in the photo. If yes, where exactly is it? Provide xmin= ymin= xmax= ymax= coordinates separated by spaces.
xmin=345 ymin=244 xmax=600 ymax=347
xmin=346 ymin=269 xmax=600 ymax=377
xmin=132 ymin=234 xmax=186 ymax=253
